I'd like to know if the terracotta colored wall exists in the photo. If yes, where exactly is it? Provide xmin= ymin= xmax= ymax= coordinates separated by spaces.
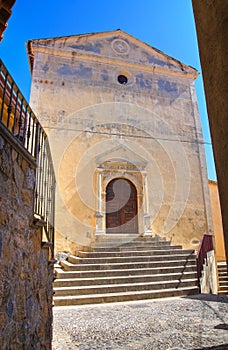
xmin=208 ymin=180 xmax=226 ymax=262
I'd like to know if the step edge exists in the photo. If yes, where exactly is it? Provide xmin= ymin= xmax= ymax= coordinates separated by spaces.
xmin=53 ymin=286 xmax=199 ymax=300
xmin=54 ymin=279 xmax=198 ymax=291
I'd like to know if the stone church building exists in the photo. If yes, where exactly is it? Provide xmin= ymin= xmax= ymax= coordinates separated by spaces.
xmin=27 ymin=30 xmax=212 ymax=253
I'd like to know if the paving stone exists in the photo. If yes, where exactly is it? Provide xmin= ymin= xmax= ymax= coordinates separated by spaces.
xmin=52 ymin=294 xmax=228 ymax=350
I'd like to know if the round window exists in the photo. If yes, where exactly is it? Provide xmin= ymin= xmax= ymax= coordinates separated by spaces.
xmin=117 ymin=75 xmax=128 ymax=85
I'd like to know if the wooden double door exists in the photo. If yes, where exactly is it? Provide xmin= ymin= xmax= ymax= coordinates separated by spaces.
xmin=106 ymin=178 xmax=138 ymax=233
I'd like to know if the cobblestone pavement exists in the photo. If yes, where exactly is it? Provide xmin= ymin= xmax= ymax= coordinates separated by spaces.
xmin=52 ymin=294 xmax=228 ymax=350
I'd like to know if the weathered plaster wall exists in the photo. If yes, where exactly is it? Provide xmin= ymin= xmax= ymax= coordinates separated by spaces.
xmin=208 ymin=180 xmax=226 ymax=262
xmin=29 ymin=31 xmax=212 ymax=251
xmin=0 ymin=133 xmax=53 ymax=350
xmin=200 ymin=250 xmax=218 ymax=294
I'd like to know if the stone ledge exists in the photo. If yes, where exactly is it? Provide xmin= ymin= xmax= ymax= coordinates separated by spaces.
xmin=0 ymin=122 xmax=36 ymax=168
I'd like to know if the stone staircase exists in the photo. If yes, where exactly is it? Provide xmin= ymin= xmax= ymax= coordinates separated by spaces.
xmin=53 ymin=237 xmax=199 ymax=306
xmin=217 ymin=261 xmax=228 ymax=295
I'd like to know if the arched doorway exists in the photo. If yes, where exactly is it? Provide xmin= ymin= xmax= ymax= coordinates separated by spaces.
xmin=106 ymin=178 xmax=138 ymax=233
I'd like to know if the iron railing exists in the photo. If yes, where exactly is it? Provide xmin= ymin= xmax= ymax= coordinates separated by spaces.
xmin=0 ymin=59 xmax=55 ymax=259
xmin=196 ymin=234 xmax=214 ymax=281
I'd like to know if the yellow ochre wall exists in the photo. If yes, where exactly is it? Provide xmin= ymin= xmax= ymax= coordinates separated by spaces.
xmin=27 ymin=30 xmax=213 ymax=253
xmin=208 ymin=180 xmax=226 ymax=262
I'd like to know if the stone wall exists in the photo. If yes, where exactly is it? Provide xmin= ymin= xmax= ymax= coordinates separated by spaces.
xmin=0 ymin=131 xmax=53 ymax=350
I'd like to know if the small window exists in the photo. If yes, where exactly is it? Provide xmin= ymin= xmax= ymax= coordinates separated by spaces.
xmin=117 ymin=75 xmax=128 ymax=85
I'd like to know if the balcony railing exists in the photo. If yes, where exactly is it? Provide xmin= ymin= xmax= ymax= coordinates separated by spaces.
xmin=0 ymin=59 xmax=55 ymax=259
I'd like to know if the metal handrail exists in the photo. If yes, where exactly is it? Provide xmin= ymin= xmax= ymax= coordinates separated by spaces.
xmin=0 ymin=59 xmax=56 ymax=259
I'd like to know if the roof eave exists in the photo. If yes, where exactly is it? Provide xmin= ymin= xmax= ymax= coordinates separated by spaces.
xmin=26 ymin=40 xmax=34 ymax=74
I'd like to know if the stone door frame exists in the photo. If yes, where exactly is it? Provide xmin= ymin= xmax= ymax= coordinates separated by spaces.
xmin=95 ymin=163 xmax=152 ymax=236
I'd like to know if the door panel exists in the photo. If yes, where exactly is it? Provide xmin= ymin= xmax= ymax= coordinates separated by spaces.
xmin=106 ymin=178 xmax=138 ymax=233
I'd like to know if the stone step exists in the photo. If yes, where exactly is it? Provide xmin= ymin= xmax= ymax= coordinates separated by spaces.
xmin=218 ymin=267 xmax=228 ymax=275
xmin=218 ymin=286 xmax=228 ymax=292
xmin=218 ymin=290 xmax=228 ymax=296
xmin=121 ymin=240 xmax=171 ymax=246
xmin=217 ymin=264 xmax=227 ymax=269
xmin=61 ymin=258 xmax=196 ymax=271
xmin=218 ymin=274 xmax=228 ymax=279
xmin=54 ymin=271 xmax=198 ymax=287
xmin=217 ymin=262 xmax=227 ymax=295
xmin=131 ymin=236 xmax=167 ymax=241
xmin=76 ymin=247 xmax=187 ymax=258
xmin=219 ymin=282 xmax=228 ymax=288
xmin=54 ymin=278 xmax=198 ymax=297
xmin=218 ymin=275 xmax=228 ymax=283
xmin=54 ymin=236 xmax=198 ymax=305
xmin=93 ymin=235 xmax=167 ymax=242
xmin=92 ymin=244 xmax=180 ymax=252
xmin=218 ymin=274 xmax=228 ymax=280
xmin=217 ymin=262 xmax=227 ymax=266
xmin=92 ymin=237 xmax=171 ymax=245
xmin=219 ymin=277 xmax=228 ymax=286
xmin=92 ymin=241 xmax=173 ymax=249
xmin=55 ymin=264 xmax=197 ymax=279
xmin=67 ymin=252 xmax=195 ymax=265
xmin=53 ymin=286 xmax=199 ymax=306
xmin=218 ymin=270 xmax=228 ymax=275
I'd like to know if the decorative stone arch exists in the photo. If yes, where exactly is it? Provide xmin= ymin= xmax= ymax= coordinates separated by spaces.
xmin=95 ymin=160 xmax=152 ymax=236
xmin=104 ymin=171 xmax=142 ymax=194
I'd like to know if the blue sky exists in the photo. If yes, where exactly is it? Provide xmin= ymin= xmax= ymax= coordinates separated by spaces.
xmin=0 ymin=0 xmax=216 ymax=180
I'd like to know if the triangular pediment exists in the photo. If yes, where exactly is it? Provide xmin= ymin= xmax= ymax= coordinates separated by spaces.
xmin=27 ymin=29 xmax=197 ymax=77
xmin=96 ymin=144 xmax=147 ymax=169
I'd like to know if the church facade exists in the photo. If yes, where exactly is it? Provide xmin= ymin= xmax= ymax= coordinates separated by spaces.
xmin=27 ymin=30 xmax=213 ymax=253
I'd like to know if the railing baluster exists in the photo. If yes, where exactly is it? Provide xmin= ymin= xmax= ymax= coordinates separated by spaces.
xmin=26 ymin=110 xmax=32 ymax=151
xmin=30 ymin=117 xmax=35 ymax=157
xmin=18 ymin=97 xmax=24 ymax=142
xmin=0 ymin=72 xmax=8 ymax=123
xmin=7 ymin=81 xmax=14 ymax=129
xmin=12 ymin=88 xmax=19 ymax=135
xmin=22 ymin=104 xmax=28 ymax=142
xmin=34 ymin=121 xmax=41 ymax=161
